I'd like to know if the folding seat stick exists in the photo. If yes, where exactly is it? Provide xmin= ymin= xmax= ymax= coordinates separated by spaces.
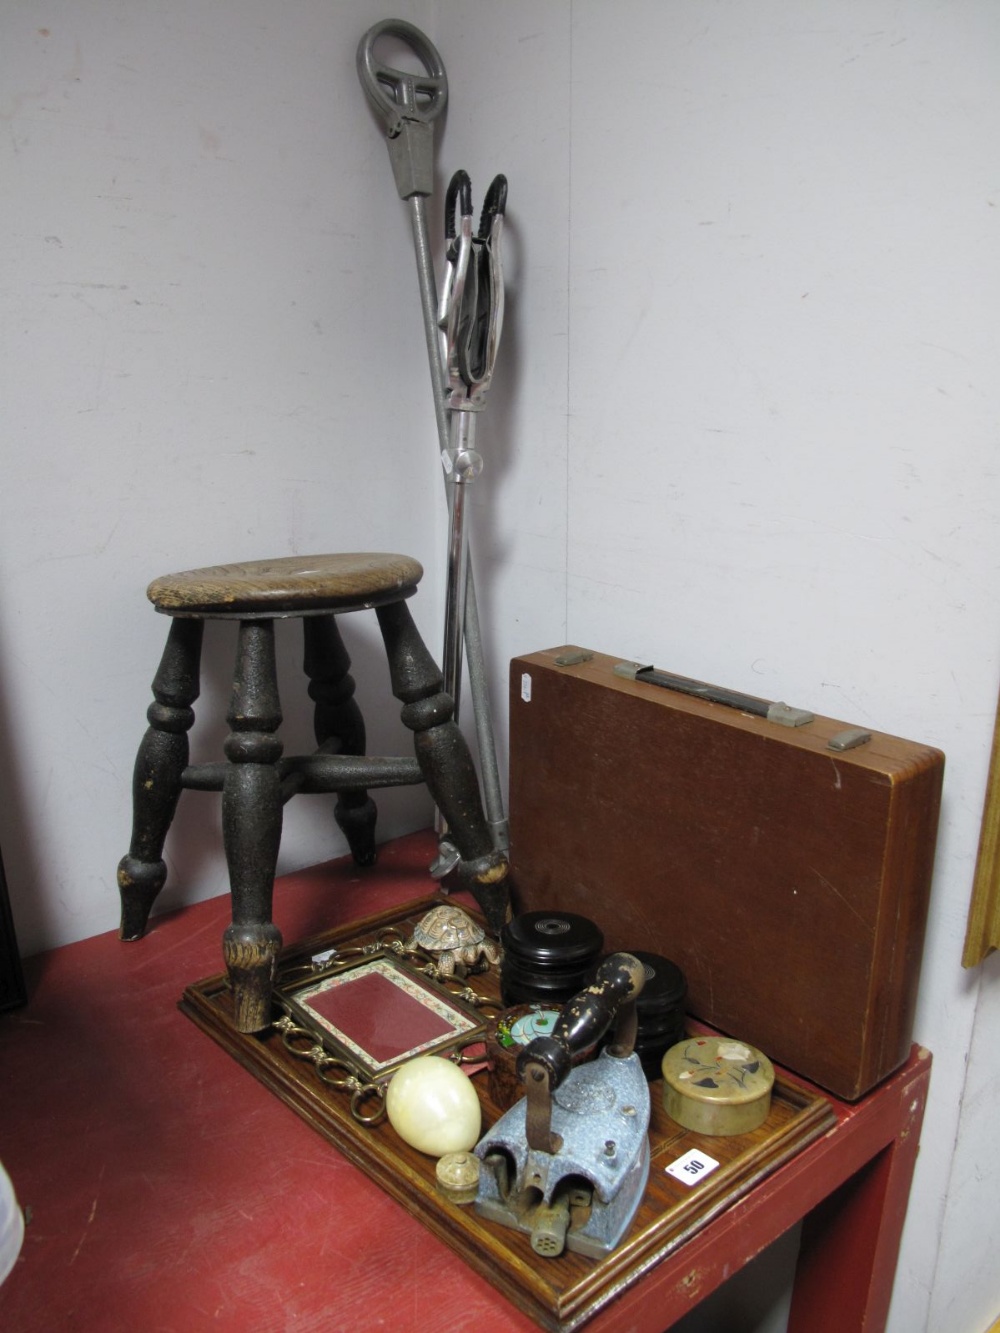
xmin=357 ymin=20 xmax=508 ymax=858
xmin=438 ymin=165 xmax=507 ymax=771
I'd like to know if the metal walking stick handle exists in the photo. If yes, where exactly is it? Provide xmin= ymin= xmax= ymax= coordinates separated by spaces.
xmin=356 ymin=20 xmax=447 ymax=200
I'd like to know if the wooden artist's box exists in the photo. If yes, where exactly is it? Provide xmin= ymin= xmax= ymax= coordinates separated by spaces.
xmin=508 ymin=647 xmax=944 ymax=1101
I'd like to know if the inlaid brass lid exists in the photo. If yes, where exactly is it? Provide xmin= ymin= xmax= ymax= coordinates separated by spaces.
xmin=661 ymin=1035 xmax=775 ymax=1137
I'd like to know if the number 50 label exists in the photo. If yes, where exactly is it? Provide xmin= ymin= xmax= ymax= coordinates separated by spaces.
xmin=665 ymin=1148 xmax=721 ymax=1186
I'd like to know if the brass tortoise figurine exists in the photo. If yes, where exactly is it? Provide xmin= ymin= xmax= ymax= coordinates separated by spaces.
xmin=407 ymin=905 xmax=500 ymax=977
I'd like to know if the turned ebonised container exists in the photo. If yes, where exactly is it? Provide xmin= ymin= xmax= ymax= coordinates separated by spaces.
xmin=629 ymin=949 xmax=687 ymax=1080
xmin=500 ymin=910 xmax=604 ymax=1008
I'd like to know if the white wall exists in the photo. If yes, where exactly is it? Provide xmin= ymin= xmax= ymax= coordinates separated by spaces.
xmin=2 ymin=2 xmax=998 ymax=1332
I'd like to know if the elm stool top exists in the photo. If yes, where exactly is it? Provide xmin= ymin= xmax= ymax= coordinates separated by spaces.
xmin=147 ymin=552 xmax=424 ymax=618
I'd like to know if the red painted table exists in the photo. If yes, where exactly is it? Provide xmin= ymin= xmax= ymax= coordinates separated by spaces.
xmin=0 ymin=832 xmax=929 ymax=1332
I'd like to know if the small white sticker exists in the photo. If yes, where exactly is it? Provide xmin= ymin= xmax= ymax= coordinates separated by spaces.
xmin=521 ymin=672 xmax=532 ymax=702
xmin=665 ymin=1149 xmax=720 ymax=1186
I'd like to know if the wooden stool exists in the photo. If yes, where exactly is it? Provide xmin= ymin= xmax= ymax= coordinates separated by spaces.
xmin=117 ymin=551 xmax=509 ymax=1032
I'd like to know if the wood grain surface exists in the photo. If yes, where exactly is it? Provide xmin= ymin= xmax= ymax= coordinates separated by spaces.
xmin=507 ymin=647 xmax=944 ymax=1101
xmin=148 ymin=552 xmax=422 ymax=614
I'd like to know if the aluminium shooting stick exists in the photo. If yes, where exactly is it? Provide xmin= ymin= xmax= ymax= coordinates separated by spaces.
xmin=357 ymin=19 xmax=508 ymax=860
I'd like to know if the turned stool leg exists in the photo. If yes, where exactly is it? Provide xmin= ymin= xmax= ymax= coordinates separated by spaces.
xmin=375 ymin=600 xmax=509 ymax=933
xmin=303 ymin=616 xmax=377 ymax=866
xmin=118 ymin=617 xmax=204 ymax=940
xmin=221 ymin=619 xmax=284 ymax=1033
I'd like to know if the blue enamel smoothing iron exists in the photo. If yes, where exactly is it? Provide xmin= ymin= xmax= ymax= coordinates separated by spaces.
xmin=474 ymin=953 xmax=650 ymax=1259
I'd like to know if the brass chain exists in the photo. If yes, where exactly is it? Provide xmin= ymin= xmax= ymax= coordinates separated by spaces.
xmin=273 ymin=1014 xmax=388 ymax=1125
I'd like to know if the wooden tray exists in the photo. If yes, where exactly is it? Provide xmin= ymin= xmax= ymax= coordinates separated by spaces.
xmin=180 ymin=897 xmax=836 ymax=1332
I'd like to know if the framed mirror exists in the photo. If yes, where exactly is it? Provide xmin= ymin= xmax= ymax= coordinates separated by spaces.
xmin=274 ymin=950 xmax=487 ymax=1084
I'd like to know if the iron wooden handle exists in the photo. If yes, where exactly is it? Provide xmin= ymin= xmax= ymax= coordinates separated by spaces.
xmin=516 ymin=952 xmax=645 ymax=1092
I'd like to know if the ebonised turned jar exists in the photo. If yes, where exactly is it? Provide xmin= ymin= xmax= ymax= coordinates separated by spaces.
xmin=500 ymin=910 xmax=604 ymax=1008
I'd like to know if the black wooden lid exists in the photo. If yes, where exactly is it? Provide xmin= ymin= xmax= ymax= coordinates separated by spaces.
xmin=501 ymin=911 xmax=604 ymax=969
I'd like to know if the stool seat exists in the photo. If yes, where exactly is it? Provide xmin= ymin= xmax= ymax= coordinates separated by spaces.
xmin=148 ymin=552 xmax=423 ymax=617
